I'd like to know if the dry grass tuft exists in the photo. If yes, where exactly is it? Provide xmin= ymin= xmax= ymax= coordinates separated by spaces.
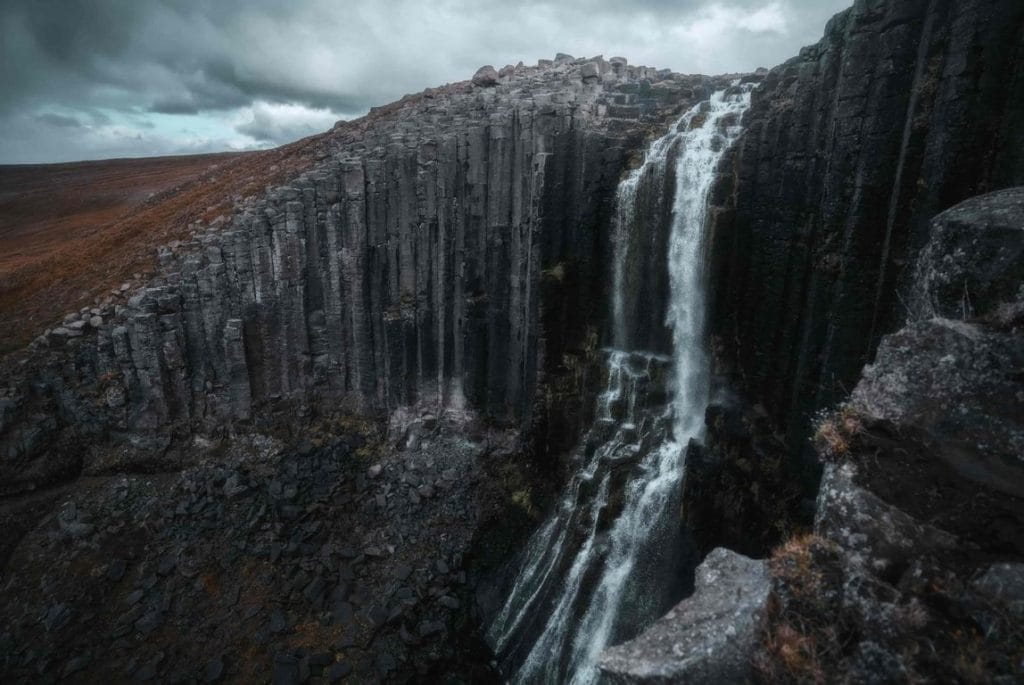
xmin=756 ymin=534 xmax=845 ymax=684
xmin=758 ymin=618 xmax=827 ymax=684
xmin=813 ymin=406 xmax=864 ymax=461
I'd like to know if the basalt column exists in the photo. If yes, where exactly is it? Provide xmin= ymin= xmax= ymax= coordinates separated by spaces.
xmin=707 ymin=0 xmax=1024 ymax=456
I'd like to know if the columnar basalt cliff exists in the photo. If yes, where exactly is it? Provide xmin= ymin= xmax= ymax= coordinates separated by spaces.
xmin=0 ymin=59 xmax=728 ymax=494
xmin=1 ymin=1 xmax=1023 ymax=681
xmin=707 ymin=0 xmax=1024 ymax=455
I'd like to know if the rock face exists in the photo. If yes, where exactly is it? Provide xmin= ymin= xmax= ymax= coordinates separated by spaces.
xmin=752 ymin=187 xmax=1024 ymax=683
xmin=0 ymin=59 xmax=724 ymax=493
xmin=908 ymin=187 xmax=1024 ymax=320
xmin=851 ymin=188 xmax=1024 ymax=498
xmin=707 ymin=0 xmax=1024 ymax=451
xmin=836 ymin=185 xmax=1024 ymax=548
xmin=598 ymin=548 xmax=770 ymax=684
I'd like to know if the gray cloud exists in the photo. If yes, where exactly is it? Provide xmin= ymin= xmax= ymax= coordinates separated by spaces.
xmin=35 ymin=112 xmax=82 ymax=128
xmin=0 ymin=0 xmax=851 ymax=163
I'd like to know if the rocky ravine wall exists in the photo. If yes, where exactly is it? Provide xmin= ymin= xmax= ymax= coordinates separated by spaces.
xmin=707 ymin=0 xmax=1024 ymax=456
xmin=602 ymin=186 xmax=1024 ymax=685
xmin=0 ymin=58 xmax=725 ymax=495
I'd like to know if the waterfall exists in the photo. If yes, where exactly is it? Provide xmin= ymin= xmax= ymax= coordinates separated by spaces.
xmin=487 ymin=84 xmax=753 ymax=684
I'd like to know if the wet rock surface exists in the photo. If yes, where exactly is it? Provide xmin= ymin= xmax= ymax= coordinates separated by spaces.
xmin=681 ymin=402 xmax=808 ymax=558
xmin=0 ymin=412 xmax=520 ymax=683
xmin=598 ymin=548 xmax=769 ymax=685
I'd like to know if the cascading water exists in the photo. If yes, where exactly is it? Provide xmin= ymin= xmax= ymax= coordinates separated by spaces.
xmin=487 ymin=84 xmax=753 ymax=684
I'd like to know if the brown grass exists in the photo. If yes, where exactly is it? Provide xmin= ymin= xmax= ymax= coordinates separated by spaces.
xmin=0 ymin=136 xmax=328 ymax=354
xmin=813 ymin=406 xmax=864 ymax=461
xmin=760 ymin=619 xmax=827 ymax=684
xmin=756 ymin=534 xmax=844 ymax=684
xmin=0 ymin=81 xmax=460 ymax=356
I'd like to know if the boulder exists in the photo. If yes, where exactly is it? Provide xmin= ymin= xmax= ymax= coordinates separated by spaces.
xmin=909 ymin=187 xmax=1024 ymax=321
xmin=598 ymin=548 xmax=769 ymax=684
xmin=850 ymin=317 xmax=1024 ymax=498
xmin=471 ymin=65 xmax=499 ymax=87
xmin=815 ymin=462 xmax=956 ymax=573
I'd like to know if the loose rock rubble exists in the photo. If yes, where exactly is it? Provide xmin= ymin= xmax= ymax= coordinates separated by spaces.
xmin=0 ymin=412 xmax=519 ymax=683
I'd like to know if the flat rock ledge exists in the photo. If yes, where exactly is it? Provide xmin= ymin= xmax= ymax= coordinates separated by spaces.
xmin=598 ymin=547 xmax=769 ymax=684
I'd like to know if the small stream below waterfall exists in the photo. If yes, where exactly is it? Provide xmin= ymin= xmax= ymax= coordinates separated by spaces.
xmin=486 ymin=84 xmax=754 ymax=684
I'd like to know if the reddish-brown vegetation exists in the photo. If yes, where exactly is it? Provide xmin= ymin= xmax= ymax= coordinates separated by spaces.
xmin=0 ymin=135 xmax=329 ymax=354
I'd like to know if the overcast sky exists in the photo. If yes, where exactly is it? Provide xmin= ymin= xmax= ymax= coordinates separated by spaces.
xmin=0 ymin=0 xmax=850 ymax=164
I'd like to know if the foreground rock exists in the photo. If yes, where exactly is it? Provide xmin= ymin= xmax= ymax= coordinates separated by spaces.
xmin=852 ymin=189 xmax=1024 ymax=498
xmin=598 ymin=548 xmax=769 ymax=684
xmin=756 ymin=188 xmax=1024 ymax=683
xmin=909 ymin=187 xmax=1024 ymax=321
xmin=850 ymin=317 xmax=1024 ymax=498
xmin=0 ymin=410 xmax=523 ymax=683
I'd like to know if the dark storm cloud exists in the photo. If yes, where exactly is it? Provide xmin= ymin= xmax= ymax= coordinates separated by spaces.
xmin=0 ymin=0 xmax=378 ymax=115
xmin=0 ymin=0 xmax=851 ymax=163
xmin=35 ymin=112 xmax=82 ymax=128
xmin=149 ymin=97 xmax=202 ymax=116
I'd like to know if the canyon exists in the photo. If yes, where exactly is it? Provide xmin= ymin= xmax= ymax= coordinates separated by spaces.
xmin=1 ymin=0 xmax=1022 ymax=683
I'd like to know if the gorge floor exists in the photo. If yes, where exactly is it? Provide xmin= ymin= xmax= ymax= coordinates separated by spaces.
xmin=0 ymin=413 xmax=540 ymax=683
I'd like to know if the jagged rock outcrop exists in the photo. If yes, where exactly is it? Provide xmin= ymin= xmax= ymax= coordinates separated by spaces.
xmin=707 ymin=0 xmax=1024 ymax=455
xmin=0 ymin=58 xmax=727 ymax=494
xmin=851 ymin=188 xmax=1024 ymax=498
xmin=626 ymin=186 xmax=1024 ymax=683
xmin=598 ymin=548 xmax=769 ymax=684
xmin=753 ymin=188 xmax=1024 ymax=682
xmin=908 ymin=186 xmax=1024 ymax=320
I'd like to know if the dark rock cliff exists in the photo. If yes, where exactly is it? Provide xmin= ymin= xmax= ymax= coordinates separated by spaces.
xmin=608 ymin=186 xmax=1024 ymax=684
xmin=754 ymin=187 xmax=1024 ymax=683
xmin=707 ymin=0 xmax=1024 ymax=458
xmin=0 ymin=60 xmax=726 ymax=494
